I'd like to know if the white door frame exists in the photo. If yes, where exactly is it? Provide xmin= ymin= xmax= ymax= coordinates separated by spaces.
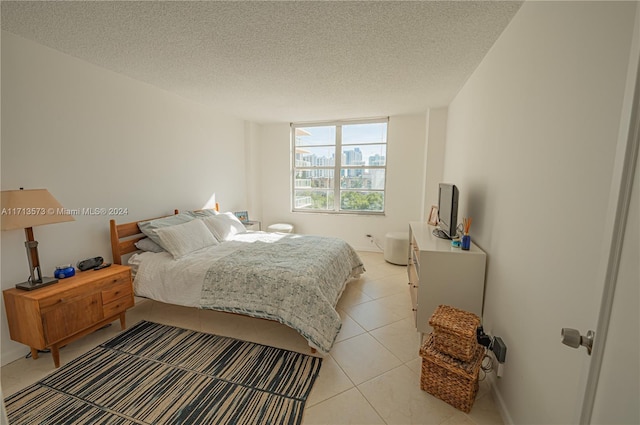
xmin=579 ymin=6 xmax=640 ymax=422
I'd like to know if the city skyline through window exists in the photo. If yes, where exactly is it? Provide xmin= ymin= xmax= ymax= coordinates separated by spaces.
xmin=292 ymin=119 xmax=388 ymax=213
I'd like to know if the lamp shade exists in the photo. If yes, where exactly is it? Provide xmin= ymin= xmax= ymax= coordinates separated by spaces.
xmin=1 ymin=189 xmax=75 ymax=231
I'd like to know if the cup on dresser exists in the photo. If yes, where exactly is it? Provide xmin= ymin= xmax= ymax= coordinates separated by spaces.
xmin=461 ymin=234 xmax=471 ymax=250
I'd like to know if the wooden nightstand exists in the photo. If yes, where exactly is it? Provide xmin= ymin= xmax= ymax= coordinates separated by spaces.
xmin=3 ymin=264 xmax=134 ymax=367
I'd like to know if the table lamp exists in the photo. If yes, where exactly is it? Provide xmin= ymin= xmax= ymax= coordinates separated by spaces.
xmin=1 ymin=188 xmax=75 ymax=290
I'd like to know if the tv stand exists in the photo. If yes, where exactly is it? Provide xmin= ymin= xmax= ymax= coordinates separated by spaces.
xmin=431 ymin=228 xmax=451 ymax=240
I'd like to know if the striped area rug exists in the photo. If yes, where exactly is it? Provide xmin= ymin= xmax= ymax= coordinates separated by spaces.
xmin=4 ymin=321 xmax=323 ymax=424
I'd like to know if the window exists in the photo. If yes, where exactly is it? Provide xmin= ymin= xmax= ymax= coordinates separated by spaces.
xmin=292 ymin=118 xmax=388 ymax=214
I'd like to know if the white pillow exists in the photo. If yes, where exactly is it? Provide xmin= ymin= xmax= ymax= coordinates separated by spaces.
xmin=201 ymin=212 xmax=247 ymax=241
xmin=155 ymin=218 xmax=218 ymax=259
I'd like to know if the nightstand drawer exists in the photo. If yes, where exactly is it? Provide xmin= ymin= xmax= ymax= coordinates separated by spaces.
xmin=102 ymin=280 xmax=132 ymax=305
xmin=94 ymin=270 xmax=130 ymax=291
xmin=39 ymin=285 xmax=100 ymax=311
xmin=103 ymin=296 xmax=134 ymax=318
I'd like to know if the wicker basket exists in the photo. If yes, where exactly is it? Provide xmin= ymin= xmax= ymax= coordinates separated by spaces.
xmin=419 ymin=333 xmax=484 ymax=413
xmin=428 ymin=305 xmax=481 ymax=362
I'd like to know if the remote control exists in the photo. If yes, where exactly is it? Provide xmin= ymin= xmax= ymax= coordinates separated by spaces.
xmin=93 ymin=263 xmax=112 ymax=271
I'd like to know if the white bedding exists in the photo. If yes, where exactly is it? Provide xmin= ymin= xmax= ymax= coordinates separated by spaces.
xmin=130 ymin=232 xmax=289 ymax=307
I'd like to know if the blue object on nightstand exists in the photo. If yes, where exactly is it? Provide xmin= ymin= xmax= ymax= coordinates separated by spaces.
xmin=54 ymin=265 xmax=75 ymax=279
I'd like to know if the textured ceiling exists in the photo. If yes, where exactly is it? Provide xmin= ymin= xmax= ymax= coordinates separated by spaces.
xmin=1 ymin=1 xmax=522 ymax=123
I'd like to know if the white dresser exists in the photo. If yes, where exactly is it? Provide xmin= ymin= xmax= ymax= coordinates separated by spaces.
xmin=408 ymin=221 xmax=487 ymax=336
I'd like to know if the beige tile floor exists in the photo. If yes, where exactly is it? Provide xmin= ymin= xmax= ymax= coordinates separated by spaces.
xmin=1 ymin=251 xmax=504 ymax=424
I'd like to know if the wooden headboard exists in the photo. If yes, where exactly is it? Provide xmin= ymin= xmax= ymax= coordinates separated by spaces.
xmin=109 ymin=203 xmax=220 ymax=265
xmin=109 ymin=210 xmax=179 ymax=265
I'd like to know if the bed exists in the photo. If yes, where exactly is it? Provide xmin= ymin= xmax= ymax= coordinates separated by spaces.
xmin=109 ymin=210 xmax=364 ymax=354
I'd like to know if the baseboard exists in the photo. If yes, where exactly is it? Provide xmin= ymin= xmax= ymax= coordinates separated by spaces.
xmin=1 ymin=346 xmax=27 ymax=367
xmin=487 ymin=372 xmax=515 ymax=425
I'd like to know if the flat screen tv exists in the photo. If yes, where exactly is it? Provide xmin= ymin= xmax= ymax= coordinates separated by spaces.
xmin=434 ymin=183 xmax=459 ymax=239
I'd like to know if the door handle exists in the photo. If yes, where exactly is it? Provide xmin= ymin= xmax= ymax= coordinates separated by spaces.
xmin=561 ymin=328 xmax=595 ymax=355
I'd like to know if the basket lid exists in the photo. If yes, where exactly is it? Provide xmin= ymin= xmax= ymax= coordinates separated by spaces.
xmin=428 ymin=305 xmax=481 ymax=337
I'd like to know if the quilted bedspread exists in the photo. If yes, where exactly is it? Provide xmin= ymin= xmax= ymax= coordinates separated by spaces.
xmin=199 ymin=234 xmax=364 ymax=354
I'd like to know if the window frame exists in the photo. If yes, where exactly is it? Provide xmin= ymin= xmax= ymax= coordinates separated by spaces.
xmin=291 ymin=117 xmax=388 ymax=215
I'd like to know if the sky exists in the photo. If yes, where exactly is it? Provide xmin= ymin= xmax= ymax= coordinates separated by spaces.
xmin=295 ymin=122 xmax=387 ymax=165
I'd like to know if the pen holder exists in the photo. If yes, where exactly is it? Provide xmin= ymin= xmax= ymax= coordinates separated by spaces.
xmin=461 ymin=234 xmax=471 ymax=251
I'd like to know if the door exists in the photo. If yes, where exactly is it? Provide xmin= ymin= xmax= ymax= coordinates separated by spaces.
xmin=589 ymin=141 xmax=639 ymax=424
xmin=575 ymin=14 xmax=640 ymax=422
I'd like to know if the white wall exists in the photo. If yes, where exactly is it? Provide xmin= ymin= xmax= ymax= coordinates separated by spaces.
xmin=244 ymin=121 xmax=263 ymax=222
xmin=423 ymin=107 xmax=448 ymax=218
xmin=255 ymin=115 xmax=426 ymax=251
xmin=0 ymin=32 xmax=247 ymax=365
xmin=443 ymin=2 xmax=638 ymax=424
